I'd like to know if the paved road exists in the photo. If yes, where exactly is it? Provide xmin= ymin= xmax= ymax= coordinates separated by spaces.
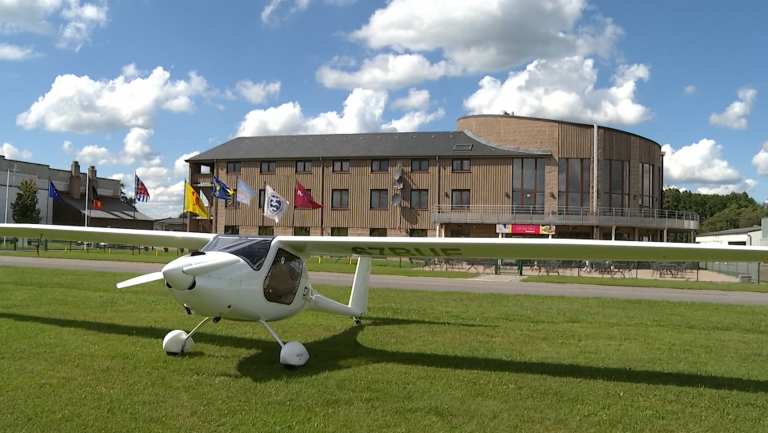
xmin=3 ymin=255 xmax=768 ymax=305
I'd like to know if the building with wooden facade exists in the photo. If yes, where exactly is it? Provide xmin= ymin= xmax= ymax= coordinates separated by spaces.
xmin=186 ymin=114 xmax=699 ymax=240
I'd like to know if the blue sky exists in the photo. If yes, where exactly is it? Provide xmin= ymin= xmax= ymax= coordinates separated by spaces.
xmin=1 ymin=0 xmax=766 ymax=218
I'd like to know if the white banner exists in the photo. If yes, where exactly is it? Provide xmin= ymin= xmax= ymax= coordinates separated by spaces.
xmin=264 ymin=185 xmax=288 ymax=222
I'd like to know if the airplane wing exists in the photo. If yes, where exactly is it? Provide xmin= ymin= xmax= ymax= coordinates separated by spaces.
xmin=276 ymin=236 xmax=768 ymax=263
xmin=0 ymin=224 xmax=215 ymax=250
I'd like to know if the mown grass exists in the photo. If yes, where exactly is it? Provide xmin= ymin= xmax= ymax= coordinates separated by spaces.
xmin=0 ymin=249 xmax=474 ymax=278
xmin=524 ymin=275 xmax=768 ymax=293
xmin=2 ymin=265 xmax=768 ymax=432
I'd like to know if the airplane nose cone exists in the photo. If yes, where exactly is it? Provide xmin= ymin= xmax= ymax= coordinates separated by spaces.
xmin=162 ymin=260 xmax=195 ymax=291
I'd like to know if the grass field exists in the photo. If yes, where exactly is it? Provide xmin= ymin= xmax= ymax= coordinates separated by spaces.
xmin=524 ymin=275 xmax=768 ymax=293
xmin=2 ymin=266 xmax=768 ymax=432
xmin=0 ymin=249 xmax=474 ymax=278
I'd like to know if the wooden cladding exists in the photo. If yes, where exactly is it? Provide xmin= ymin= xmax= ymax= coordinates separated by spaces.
xmin=558 ymin=123 xmax=593 ymax=158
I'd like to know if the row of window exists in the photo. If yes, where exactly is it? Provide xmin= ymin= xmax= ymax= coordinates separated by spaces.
xmin=226 ymin=158 xmax=470 ymax=174
xmin=224 ymin=225 xmax=429 ymax=237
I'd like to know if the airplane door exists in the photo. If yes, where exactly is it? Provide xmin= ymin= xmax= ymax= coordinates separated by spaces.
xmin=263 ymin=249 xmax=304 ymax=305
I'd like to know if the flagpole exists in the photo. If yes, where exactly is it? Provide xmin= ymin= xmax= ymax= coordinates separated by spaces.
xmin=291 ymin=178 xmax=297 ymax=235
xmin=47 ymin=178 xmax=52 ymax=225
xmin=261 ymin=179 xmax=265 ymax=230
xmin=184 ymin=179 xmax=189 ymax=232
xmin=133 ymin=171 xmax=137 ymax=229
xmin=84 ymin=172 xmax=89 ymax=227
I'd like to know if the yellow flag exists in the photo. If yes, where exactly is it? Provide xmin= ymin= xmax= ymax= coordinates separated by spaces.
xmin=184 ymin=181 xmax=209 ymax=218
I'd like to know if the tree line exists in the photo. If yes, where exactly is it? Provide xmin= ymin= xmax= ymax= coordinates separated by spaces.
xmin=663 ymin=187 xmax=768 ymax=234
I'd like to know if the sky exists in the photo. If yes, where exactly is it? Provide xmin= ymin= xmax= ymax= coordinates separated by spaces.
xmin=0 ymin=0 xmax=767 ymax=218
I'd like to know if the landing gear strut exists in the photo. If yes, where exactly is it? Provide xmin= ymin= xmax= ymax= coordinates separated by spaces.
xmin=163 ymin=316 xmax=220 ymax=355
xmin=353 ymin=316 xmax=362 ymax=326
xmin=260 ymin=320 xmax=309 ymax=367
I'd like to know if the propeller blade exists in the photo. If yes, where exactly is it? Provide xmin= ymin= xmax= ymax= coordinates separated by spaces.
xmin=116 ymin=272 xmax=165 ymax=288
xmin=181 ymin=256 xmax=240 ymax=276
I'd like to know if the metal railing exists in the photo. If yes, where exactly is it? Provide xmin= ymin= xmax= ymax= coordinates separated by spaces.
xmin=430 ymin=205 xmax=699 ymax=230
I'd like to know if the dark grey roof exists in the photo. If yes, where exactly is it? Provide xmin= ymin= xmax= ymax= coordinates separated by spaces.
xmin=61 ymin=195 xmax=154 ymax=221
xmin=697 ymin=226 xmax=761 ymax=237
xmin=188 ymin=131 xmax=551 ymax=161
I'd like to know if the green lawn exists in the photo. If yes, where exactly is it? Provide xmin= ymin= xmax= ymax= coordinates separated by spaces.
xmin=524 ymin=274 xmax=768 ymax=293
xmin=2 ymin=265 xmax=768 ymax=432
xmin=0 ymin=249 xmax=474 ymax=278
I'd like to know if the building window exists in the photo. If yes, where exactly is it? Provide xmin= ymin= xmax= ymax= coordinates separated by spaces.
xmin=452 ymin=158 xmax=471 ymax=172
xmin=258 ymin=189 xmax=265 ymax=209
xmin=640 ymin=163 xmax=653 ymax=208
xmin=258 ymin=226 xmax=274 ymax=236
xmin=224 ymin=225 xmax=239 ymax=235
xmin=602 ymin=160 xmax=629 ymax=208
xmin=260 ymin=161 xmax=276 ymax=173
xmin=409 ymin=229 xmax=428 ymax=237
xmin=332 ymin=189 xmax=349 ymax=209
xmin=226 ymin=161 xmax=241 ymax=173
xmin=370 ymin=228 xmax=387 ymax=237
xmin=296 ymin=160 xmax=312 ymax=173
xmin=411 ymin=159 xmax=429 ymax=172
xmin=512 ymin=158 xmax=546 ymax=213
xmin=451 ymin=189 xmax=470 ymax=210
xmin=293 ymin=227 xmax=310 ymax=236
xmin=371 ymin=159 xmax=388 ymax=172
xmin=331 ymin=227 xmax=348 ymax=236
xmin=333 ymin=160 xmax=350 ymax=172
xmin=558 ymin=158 xmax=590 ymax=209
xmin=370 ymin=189 xmax=388 ymax=209
xmin=410 ymin=189 xmax=428 ymax=209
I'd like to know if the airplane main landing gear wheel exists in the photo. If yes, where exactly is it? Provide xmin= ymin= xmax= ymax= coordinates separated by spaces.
xmin=163 ymin=330 xmax=194 ymax=355
xmin=259 ymin=320 xmax=310 ymax=367
xmin=353 ymin=316 xmax=362 ymax=326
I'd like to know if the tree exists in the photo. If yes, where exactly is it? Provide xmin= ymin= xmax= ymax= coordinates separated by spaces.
xmin=11 ymin=179 xmax=41 ymax=223
xmin=119 ymin=181 xmax=137 ymax=207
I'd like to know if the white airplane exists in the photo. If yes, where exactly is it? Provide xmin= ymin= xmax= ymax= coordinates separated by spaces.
xmin=2 ymin=223 xmax=768 ymax=367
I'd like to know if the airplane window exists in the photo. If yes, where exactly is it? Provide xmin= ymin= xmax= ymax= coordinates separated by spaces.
xmin=201 ymin=236 xmax=273 ymax=270
xmin=264 ymin=249 xmax=304 ymax=305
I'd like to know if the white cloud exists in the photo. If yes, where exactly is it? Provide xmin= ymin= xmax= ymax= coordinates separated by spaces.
xmin=390 ymin=88 xmax=430 ymax=111
xmin=235 ymin=88 xmax=443 ymax=136
xmin=708 ymin=87 xmax=756 ymax=130
xmin=683 ymin=85 xmax=696 ymax=94
xmin=316 ymin=53 xmax=460 ymax=90
xmin=662 ymin=139 xmax=742 ymax=185
xmin=235 ymin=79 xmax=281 ymax=104
xmin=121 ymin=63 xmax=145 ymax=78
xmin=463 ymin=56 xmax=651 ymax=125
xmin=0 ymin=43 xmax=41 ymax=60
xmin=17 ymin=66 xmax=210 ymax=133
xmin=751 ymin=141 xmax=768 ymax=175
xmin=62 ymin=128 xmax=161 ymax=166
xmin=0 ymin=142 xmax=33 ymax=160
xmin=349 ymin=0 xmax=621 ymax=73
xmin=261 ymin=0 xmax=355 ymax=24
xmin=0 ymin=0 xmax=107 ymax=50
xmin=174 ymin=151 xmax=200 ymax=176
xmin=697 ymin=179 xmax=757 ymax=195
xmin=56 ymin=0 xmax=108 ymax=51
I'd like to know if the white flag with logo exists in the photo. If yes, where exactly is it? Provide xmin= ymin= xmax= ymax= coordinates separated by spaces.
xmin=264 ymin=185 xmax=288 ymax=222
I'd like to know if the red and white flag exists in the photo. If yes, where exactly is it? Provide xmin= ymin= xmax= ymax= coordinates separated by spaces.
xmin=294 ymin=182 xmax=322 ymax=209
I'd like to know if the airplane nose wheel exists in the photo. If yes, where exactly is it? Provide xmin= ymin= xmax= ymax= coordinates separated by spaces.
xmin=163 ymin=316 xmax=219 ymax=355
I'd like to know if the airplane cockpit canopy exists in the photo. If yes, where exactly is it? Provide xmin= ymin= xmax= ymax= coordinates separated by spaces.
xmin=201 ymin=235 xmax=274 ymax=270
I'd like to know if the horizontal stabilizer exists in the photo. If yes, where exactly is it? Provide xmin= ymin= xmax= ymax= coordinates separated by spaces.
xmin=116 ymin=272 xmax=164 ymax=288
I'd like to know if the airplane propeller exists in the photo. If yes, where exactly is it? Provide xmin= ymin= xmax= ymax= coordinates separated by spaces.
xmin=181 ymin=256 xmax=240 ymax=276
xmin=116 ymin=255 xmax=241 ymax=289
xmin=116 ymin=272 xmax=164 ymax=288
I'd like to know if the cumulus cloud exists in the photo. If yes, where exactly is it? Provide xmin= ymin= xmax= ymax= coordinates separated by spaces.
xmin=235 ymin=79 xmax=281 ymax=104
xmin=235 ymin=88 xmax=443 ymax=136
xmin=0 ymin=43 xmax=41 ymax=60
xmin=0 ymin=142 xmax=33 ymax=160
xmin=62 ymin=128 xmax=161 ymax=166
xmin=390 ymin=88 xmax=431 ymax=111
xmin=317 ymin=54 xmax=460 ymax=90
xmin=261 ymin=0 xmax=356 ymax=24
xmin=751 ymin=141 xmax=768 ymax=175
xmin=662 ymin=140 xmax=745 ymax=192
xmin=17 ymin=66 xmax=210 ymax=133
xmin=463 ymin=56 xmax=651 ymax=125
xmin=708 ymin=87 xmax=756 ymax=130
xmin=683 ymin=85 xmax=696 ymax=94
xmin=349 ymin=0 xmax=621 ymax=73
xmin=0 ymin=0 xmax=108 ymax=50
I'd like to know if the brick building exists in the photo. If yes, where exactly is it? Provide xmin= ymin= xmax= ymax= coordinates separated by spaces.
xmin=186 ymin=114 xmax=699 ymax=240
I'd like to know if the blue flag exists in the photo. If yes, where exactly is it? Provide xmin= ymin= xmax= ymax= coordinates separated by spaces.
xmin=236 ymin=178 xmax=258 ymax=205
xmin=212 ymin=176 xmax=233 ymax=200
xmin=48 ymin=179 xmax=63 ymax=202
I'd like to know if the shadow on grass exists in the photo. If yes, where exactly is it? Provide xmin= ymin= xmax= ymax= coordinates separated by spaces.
xmin=2 ymin=311 xmax=767 ymax=393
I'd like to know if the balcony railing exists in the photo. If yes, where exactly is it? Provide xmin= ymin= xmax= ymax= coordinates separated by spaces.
xmin=430 ymin=205 xmax=699 ymax=230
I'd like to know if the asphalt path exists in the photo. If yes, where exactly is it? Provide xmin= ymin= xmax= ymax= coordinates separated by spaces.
xmin=3 ymin=255 xmax=768 ymax=305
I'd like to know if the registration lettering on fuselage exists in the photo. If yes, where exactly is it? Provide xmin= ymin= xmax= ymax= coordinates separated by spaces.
xmin=350 ymin=246 xmax=462 ymax=257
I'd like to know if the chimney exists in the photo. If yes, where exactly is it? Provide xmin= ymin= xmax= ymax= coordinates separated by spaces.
xmin=69 ymin=161 xmax=81 ymax=199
